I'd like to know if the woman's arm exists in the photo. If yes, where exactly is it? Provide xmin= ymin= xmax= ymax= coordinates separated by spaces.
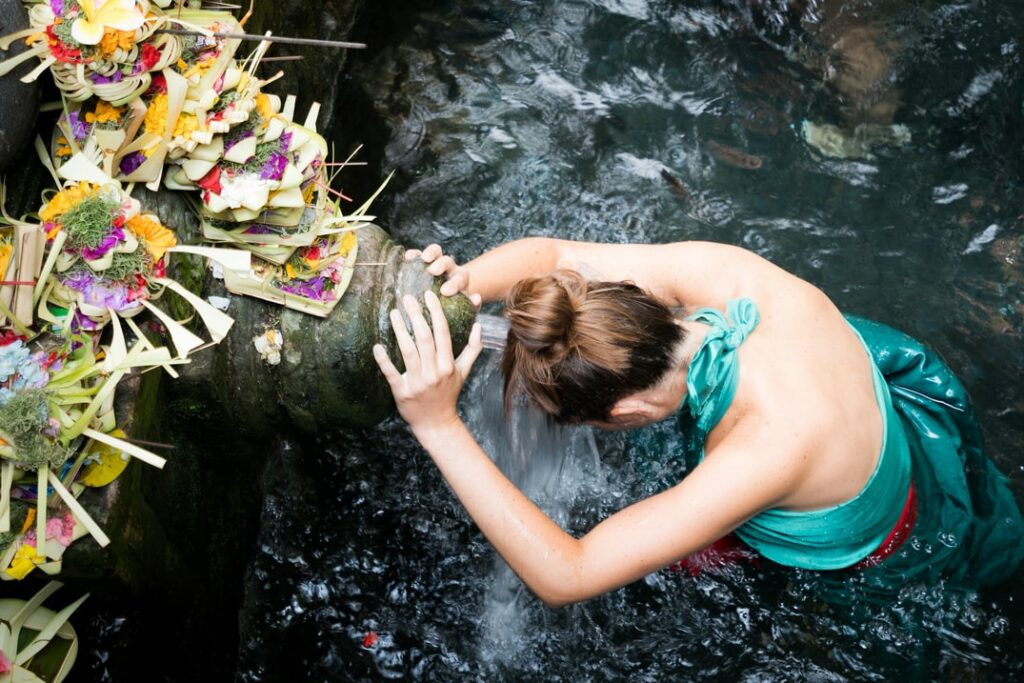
xmin=418 ymin=238 xmax=768 ymax=307
xmin=414 ymin=413 xmax=794 ymax=606
xmin=374 ymin=291 xmax=797 ymax=606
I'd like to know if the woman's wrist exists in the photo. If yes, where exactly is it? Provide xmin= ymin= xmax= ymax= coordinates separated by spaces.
xmin=410 ymin=414 xmax=466 ymax=450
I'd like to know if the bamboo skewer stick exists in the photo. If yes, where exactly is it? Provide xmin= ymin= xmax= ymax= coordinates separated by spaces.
xmin=155 ymin=28 xmax=367 ymax=50
xmin=312 ymin=178 xmax=353 ymax=203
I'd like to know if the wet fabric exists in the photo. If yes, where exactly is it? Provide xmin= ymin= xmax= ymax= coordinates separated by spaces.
xmin=682 ymin=299 xmax=913 ymax=570
xmin=677 ymin=302 xmax=1024 ymax=587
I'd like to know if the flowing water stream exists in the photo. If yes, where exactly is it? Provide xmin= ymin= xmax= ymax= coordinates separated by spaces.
xmin=80 ymin=0 xmax=1024 ymax=679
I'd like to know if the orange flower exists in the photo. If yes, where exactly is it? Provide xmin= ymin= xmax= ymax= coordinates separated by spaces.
xmin=0 ymin=241 xmax=13 ymax=278
xmin=39 ymin=182 xmax=99 ymax=222
xmin=86 ymin=100 xmax=123 ymax=124
xmin=126 ymin=213 xmax=177 ymax=260
xmin=143 ymin=93 xmax=168 ymax=136
xmin=98 ymin=28 xmax=135 ymax=57
xmin=256 ymin=93 xmax=274 ymax=121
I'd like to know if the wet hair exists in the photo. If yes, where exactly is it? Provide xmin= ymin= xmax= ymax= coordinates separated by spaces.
xmin=502 ymin=270 xmax=686 ymax=424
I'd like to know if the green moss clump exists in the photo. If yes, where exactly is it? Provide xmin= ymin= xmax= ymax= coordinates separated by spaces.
xmin=105 ymin=243 xmax=150 ymax=280
xmin=0 ymin=499 xmax=30 ymax=554
xmin=0 ymin=389 xmax=70 ymax=469
xmin=61 ymin=195 xmax=119 ymax=250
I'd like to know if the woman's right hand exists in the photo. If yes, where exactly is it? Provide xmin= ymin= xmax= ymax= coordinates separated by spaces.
xmin=405 ymin=244 xmax=478 ymax=303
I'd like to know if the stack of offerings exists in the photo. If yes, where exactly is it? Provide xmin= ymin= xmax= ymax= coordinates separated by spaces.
xmin=0 ymin=155 xmax=242 ymax=583
xmin=40 ymin=4 xmax=249 ymax=188
xmin=161 ymin=46 xmax=386 ymax=317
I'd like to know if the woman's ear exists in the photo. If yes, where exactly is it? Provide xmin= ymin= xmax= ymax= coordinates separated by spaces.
xmin=609 ymin=397 xmax=651 ymax=420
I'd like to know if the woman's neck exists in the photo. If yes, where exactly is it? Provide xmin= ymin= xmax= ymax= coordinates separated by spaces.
xmin=643 ymin=320 xmax=709 ymax=418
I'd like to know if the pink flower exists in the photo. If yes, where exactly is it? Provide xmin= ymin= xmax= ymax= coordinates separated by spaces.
xmin=23 ymin=513 xmax=75 ymax=549
xmin=0 ymin=651 xmax=11 ymax=674
xmin=47 ymin=513 xmax=75 ymax=547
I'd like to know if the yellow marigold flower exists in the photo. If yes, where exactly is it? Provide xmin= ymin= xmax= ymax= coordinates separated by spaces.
xmin=177 ymin=58 xmax=188 ymax=71
xmin=127 ymin=213 xmax=177 ymax=260
xmin=56 ymin=146 xmax=73 ymax=157
xmin=173 ymin=112 xmax=199 ymax=139
xmin=183 ymin=55 xmax=218 ymax=80
xmin=39 ymin=182 xmax=99 ymax=222
xmin=144 ymin=93 xmax=169 ymax=136
xmin=98 ymin=28 xmax=135 ymax=56
xmin=302 ymin=182 xmax=316 ymax=204
xmin=5 ymin=544 xmax=43 ymax=580
xmin=285 ymin=263 xmax=297 ymax=279
xmin=256 ymin=93 xmax=274 ymax=121
xmin=25 ymin=31 xmax=45 ymax=46
xmin=339 ymin=232 xmax=357 ymax=256
xmin=0 ymin=242 xmax=13 ymax=278
xmin=86 ymin=100 xmax=123 ymax=124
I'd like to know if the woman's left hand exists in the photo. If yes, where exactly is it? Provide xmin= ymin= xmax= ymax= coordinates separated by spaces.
xmin=373 ymin=290 xmax=483 ymax=436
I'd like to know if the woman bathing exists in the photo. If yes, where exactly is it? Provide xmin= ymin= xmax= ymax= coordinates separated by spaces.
xmin=373 ymin=238 xmax=1024 ymax=606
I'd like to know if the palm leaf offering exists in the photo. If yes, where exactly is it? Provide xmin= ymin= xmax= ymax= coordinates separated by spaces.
xmin=0 ymin=1 xmax=382 ymax=677
xmin=0 ymin=0 xmax=378 ymax=605
xmin=0 ymin=0 xmax=179 ymax=106
xmin=0 ymin=581 xmax=86 ymax=682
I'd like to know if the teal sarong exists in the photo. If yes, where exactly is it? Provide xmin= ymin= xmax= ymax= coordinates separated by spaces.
xmin=677 ymin=300 xmax=1024 ymax=588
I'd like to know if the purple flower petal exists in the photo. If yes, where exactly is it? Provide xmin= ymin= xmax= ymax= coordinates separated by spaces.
xmin=91 ymin=71 xmax=124 ymax=84
xmin=67 ymin=112 xmax=90 ymax=142
xmin=259 ymin=151 xmax=288 ymax=181
xmin=79 ymin=224 xmax=126 ymax=260
xmin=224 ymin=129 xmax=254 ymax=152
xmin=119 ymin=151 xmax=146 ymax=175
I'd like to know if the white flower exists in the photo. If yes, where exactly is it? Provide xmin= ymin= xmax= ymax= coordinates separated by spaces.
xmin=71 ymin=0 xmax=146 ymax=46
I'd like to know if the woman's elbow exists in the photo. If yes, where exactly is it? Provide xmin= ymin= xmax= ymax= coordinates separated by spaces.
xmin=530 ymin=575 xmax=589 ymax=608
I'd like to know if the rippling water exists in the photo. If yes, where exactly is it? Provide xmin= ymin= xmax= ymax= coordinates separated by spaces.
xmin=186 ymin=0 xmax=1024 ymax=679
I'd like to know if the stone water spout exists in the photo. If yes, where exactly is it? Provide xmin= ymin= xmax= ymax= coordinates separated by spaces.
xmin=170 ymin=220 xmax=479 ymax=435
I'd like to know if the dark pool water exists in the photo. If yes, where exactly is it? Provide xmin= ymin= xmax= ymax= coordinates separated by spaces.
xmin=93 ymin=0 xmax=1024 ymax=680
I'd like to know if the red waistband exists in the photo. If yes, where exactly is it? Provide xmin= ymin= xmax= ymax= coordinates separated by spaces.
xmin=672 ymin=481 xmax=918 ymax=576
xmin=851 ymin=480 xmax=918 ymax=570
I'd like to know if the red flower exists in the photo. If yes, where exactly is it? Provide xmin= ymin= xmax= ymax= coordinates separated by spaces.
xmin=139 ymin=43 xmax=161 ymax=72
xmin=152 ymin=258 xmax=167 ymax=278
xmin=196 ymin=166 xmax=222 ymax=195
xmin=45 ymin=25 xmax=87 ymax=64
xmin=113 ymin=215 xmax=125 ymax=228
xmin=42 ymin=350 xmax=63 ymax=370
xmin=146 ymin=73 xmax=167 ymax=96
xmin=361 ymin=632 xmax=379 ymax=649
xmin=0 ymin=330 xmax=25 ymax=347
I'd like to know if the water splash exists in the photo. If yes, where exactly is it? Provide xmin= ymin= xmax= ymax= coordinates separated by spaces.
xmin=477 ymin=312 xmax=509 ymax=351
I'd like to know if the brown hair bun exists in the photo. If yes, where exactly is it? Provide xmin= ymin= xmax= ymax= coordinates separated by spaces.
xmin=502 ymin=270 xmax=685 ymax=423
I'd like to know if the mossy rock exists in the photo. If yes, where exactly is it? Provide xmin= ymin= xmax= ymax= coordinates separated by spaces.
xmin=177 ymin=223 xmax=476 ymax=433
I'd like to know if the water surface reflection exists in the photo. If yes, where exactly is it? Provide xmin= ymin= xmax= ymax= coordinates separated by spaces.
xmin=238 ymin=0 xmax=1023 ymax=679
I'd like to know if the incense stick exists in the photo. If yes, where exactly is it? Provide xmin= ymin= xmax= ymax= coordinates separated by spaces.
xmin=156 ymin=28 xmax=367 ymax=50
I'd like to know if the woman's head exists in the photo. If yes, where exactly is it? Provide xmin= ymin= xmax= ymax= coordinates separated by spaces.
xmin=502 ymin=270 xmax=686 ymax=423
